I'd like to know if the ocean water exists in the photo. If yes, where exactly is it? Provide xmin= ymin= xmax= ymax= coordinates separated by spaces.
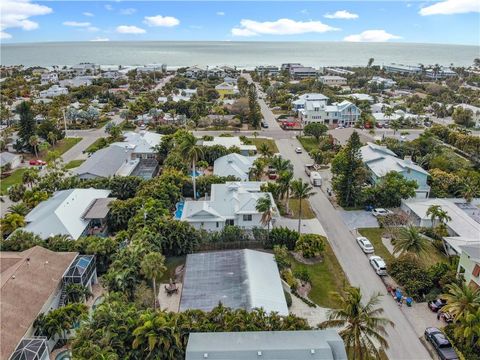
xmin=1 ymin=41 xmax=478 ymax=68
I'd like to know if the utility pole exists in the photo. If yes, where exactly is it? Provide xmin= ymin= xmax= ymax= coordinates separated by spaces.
xmin=63 ymin=108 xmax=68 ymax=138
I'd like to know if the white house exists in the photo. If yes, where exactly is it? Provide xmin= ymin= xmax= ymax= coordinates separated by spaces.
xmin=71 ymin=62 xmax=99 ymax=75
xmin=200 ymin=136 xmax=257 ymax=156
xmin=290 ymin=66 xmax=317 ymax=79
xmin=318 ymin=75 xmax=347 ymax=86
xmin=255 ymin=65 xmax=280 ymax=76
xmin=213 ymin=153 xmax=256 ymax=181
xmin=425 ymin=67 xmax=457 ymax=79
xmin=298 ymin=98 xmax=361 ymax=127
xmin=401 ymin=198 xmax=480 ymax=255
xmin=0 ymin=152 xmax=22 ymax=169
xmin=40 ymin=72 xmax=58 ymax=85
xmin=59 ymin=76 xmax=94 ymax=88
xmin=39 ymin=85 xmax=68 ymax=98
xmin=372 ymin=109 xmax=423 ymax=126
xmin=179 ymin=182 xmax=277 ymax=231
xmin=324 ymin=67 xmax=355 ymax=76
xmin=383 ymin=63 xmax=421 ymax=75
xmin=292 ymin=93 xmax=329 ymax=111
xmin=360 ymin=142 xmax=430 ymax=198
xmin=369 ymin=76 xmax=396 ymax=88
xmin=102 ymin=70 xmax=124 ymax=80
xmin=158 ymin=88 xmax=197 ymax=103
xmin=455 ymin=104 xmax=480 ymax=128
xmin=185 ymin=66 xmax=205 ymax=79
xmin=137 ymin=64 xmax=167 ymax=73
xmin=345 ymin=93 xmax=374 ymax=102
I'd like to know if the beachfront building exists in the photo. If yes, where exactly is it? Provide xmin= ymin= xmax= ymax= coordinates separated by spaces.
xmin=185 ymin=66 xmax=205 ymax=79
xmin=200 ymin=136 xmax=257 ymax=156
xmin=180 ymin=249 xmax=288 ymax=315
xmin=255 ymin=65 xmax=280 ymax=76
xmin=179 ymin=182 xmax=277 ymax=231
xmin=360 ymin=142 xmax=430 ymax=198
xmin=158 ymin=88 xmax=197 ymax=103
xmin=186 ymin=330 xmax=348 ymax=360
xmin=324 ymin=67 xmax=355 ymax=76
xmin=318 ymin=75 xmax=347 ymax=87
xmin=292 ymin=93 xmax=329 ymax=111
xmin=383 ymin=63 xmax=421 ymax=75
xmin=40 ymin=72 xmax=58 ymax=85
xmin=102 ymin=70 xmax=124 ymax=80
xmin=290 ymin=66 xmax=318 ymax=79
xmin=39 ymin=85 xmax=68 ymax=98
xmin=19 ymin=189 xmax=113 ymax=240
xmin=369 ymin=76 xmax=397 ymax=88
xmin=281 ymin=63 xmax=302 ymax=71
xmin=213 ymin=153 xmax=256 ymax=181
xmin=345 ymin=93 xmax=374 ymax=103
xmin=71 ymin=62 xmax=99 ymax=75
xmin=401 ymin=198 xmax=480 ymax=256
xmin=137 ymin=64 xmax=167 ymax=73
xmin=215 ymin=82 xmax=237 ymax=98
xmin=455 ymin=104 xmax=480 ymax=127
xmin=457 ymin=245 xmax=480 ymax=289
xmin=425 ymin=67 xmax=457 ymax=79
xmin=59 ymin=76 xmax=94 ymax=88
xmin=1 ymin=246 xmax=97 ymax=360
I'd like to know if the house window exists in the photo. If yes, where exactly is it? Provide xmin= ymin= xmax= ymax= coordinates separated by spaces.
xmin=243 ymin=214 xmax=253 ymax=221
xmin=216 ymin=222 xmax=219 ymax=228
xmin=226 ymin=219 xmax=234 ymax=226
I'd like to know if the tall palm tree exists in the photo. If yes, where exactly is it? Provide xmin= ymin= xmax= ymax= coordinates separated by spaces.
xmin=442 ymin=283 xmax=480 ymax=322
xmin=8 ymin=203 xmax=29 ymax=216
xmin=319 ymin=287 xmax=394 ymax=360
xmin=457 ymin=179 xmax=479 ymax=204
xmin=256 ymin=194 xmax=275 ymax=243
xmin=426 ymin=205 xmax=451 ymax=227
xmin=454 ymin=306 xmax=480 ymax=347
xmin=392 ymin=226 xmax=432 ymax=258
xmin=290 ymin=179 xmax=315 ymax=233
xmin=270 ymin=155 xmax=293 ymax=173
xmin=277 ymin=170 xmax=293 ymax=214
xmin=249 ymin=159 xmax=265 ymax=181
xmin=258 ymin=143 xmax=273 ymax=158
xmin=179 ymin=132 xmax=203 ymax=200
xmin=140 ymin=252 xmax=167 ymax=309
xmin=29 ymin=135 xmax=40 ymax=158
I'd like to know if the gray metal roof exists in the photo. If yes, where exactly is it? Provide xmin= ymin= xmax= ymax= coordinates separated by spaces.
xmin=74 ymin=145 xmax=131 ymax=178
xmin=82 ymin=197 xmax=115 ymax=219
xmin=180 ymin=249 xmax=288 ymax=315
xmin=185 ymin=330 xmax=348 ymax=360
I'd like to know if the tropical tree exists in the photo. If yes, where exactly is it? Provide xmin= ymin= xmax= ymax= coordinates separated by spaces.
xmin=310 ymin=149 xmax=324 ymax=167
xmin=442 ymin=283 xmax=480 ymax=322
xmin=17 ymin=101 xmax=36 ymax=149
xmin=454 ymin=306 xmax=480 ymax=347
xmin=8 ymin=202 xmax=29 ymax=216
xmin=65 ymin=283 xmax=93 ymax=304
xmin=34 ymin=303 xmax=88 ymax=340
xmin=457 ymin=178 xmax=480 ymax=204
xmin=390 ymin=119 xmax=401 ymax=135
xmin=140 ymin=252 xmax=167 ymax=309
xmin=277 ymin=170 xmax=293 ymax=214
xmin=294 ymin=234 xmax=325 ymax=258
xmin=249 ymin=158 xmax=266 ymax=181
xmin=426 ymin=205 xmax=451 ymax=227
xmin=258 ymin=143 xmax=273 ymax=158
xmin=22 ymin=168 xmax=39 ymax=187
xmin=319 ymin=287 xmax=394 ymax=360
xmin=290 ymin=179 xmax=315 ymax=233
xmin=303 ymin=123 xmax=328 ymax=142
xmin=179 ymin=132 xmax=203 ymax=200
xmin=269 ymin=155 xmax=293 ymax=173
xmin=393 ymin=226 xmax=432 ymax=258
xmin=256 ymin=194 xmax=275 ymax=243
xmin=29 ymin=135 xmax=40 ymax=157
xmin=367 ymin=58 xmax=375 ymax=68
xmin=0 ymin=213 xmax=25 ymax=235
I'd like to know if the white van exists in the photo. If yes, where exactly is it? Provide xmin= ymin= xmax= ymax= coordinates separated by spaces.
xmin=310 ymin=171 xmax=322 ymax=187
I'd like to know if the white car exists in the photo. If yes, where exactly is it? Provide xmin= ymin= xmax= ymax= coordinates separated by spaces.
xmin=295 ymin=147 xmax=303 ymax=154
xmin=372 ymin=208 xmax=392 ymax=217
xmin=356 ymin=237 xmax=374 ymax=254
xmin=369 ymin=255 xmax=387 ymax=276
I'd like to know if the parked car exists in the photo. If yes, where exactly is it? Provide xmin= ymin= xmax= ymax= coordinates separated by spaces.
xmin=424 ymin=327 xmax=458 ymax=360
xmin=356 ymin=237 xmax=374 ymax=254
xmin=372 ymin=208 xmax=393 ymax=217
xmin=428 ymin=298 xmax=447 ymax=312
xmin=29 ymin=159 xmax=47 ymax=166
xmin=437 ymin=310 xmax=453 ymax=323
xmin=369 ymin=255 xmax=387 ymax=276
xmin=261 ymin=121 xmax=269 ymax=128
xmin=336 ymin=125 xmax=345 ymax=129
xmin=295 ymin=147 xmax=303 ymax=154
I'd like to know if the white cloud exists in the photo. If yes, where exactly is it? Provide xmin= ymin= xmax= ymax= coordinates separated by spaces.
xmin=231 ymin=18 xmax=339 ymax=37
xmin=105 ymin=4 xmax=113 ymax=11
xmin=0 ymin=0 xmax=52 ymax=39
xmin=120 ymin=8 xmax=136 ymax=15
xmin=419 ymin=0 xmax=479 ymax=15
xmin=344 ymin=29 xmax=402 ymax=42
xmin=144 ymin=15 xmax=180 ymax=27
xmin=324 ymin=10 xmax=359 ymax=19
xmin=83 ymin=12 xmax=94 ymax=17
xmin=216 ymin=11 xmax=225 ymax=16
xmin=116 ymin=25 xmax=146 ymax=34
xmin=90 ymin=37 xmax=109 ymax=42
xmin=63 ymin=21 xmax=91 ymax=27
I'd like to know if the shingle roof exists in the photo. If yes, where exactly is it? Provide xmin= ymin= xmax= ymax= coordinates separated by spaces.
xmin=1 ymin=246 xmax=77 ymax=360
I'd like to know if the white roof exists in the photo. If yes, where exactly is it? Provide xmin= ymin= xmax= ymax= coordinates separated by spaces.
xmin=348 ymin=93 xmax=374 ymax=102
xmin=215 ymin=82 xmax=235 ymax=90
xmin=24 ymin=189 xmax=111 ymax=240
xmin=181 ymin=181 xmax=276 ymax=222
xmin=213 ymin=153 xmax=256 ymax=181
xmin=201 ymin=136 xmax=256 ymax=151
xmin=119 ymin=131 xmax=162 ymax=153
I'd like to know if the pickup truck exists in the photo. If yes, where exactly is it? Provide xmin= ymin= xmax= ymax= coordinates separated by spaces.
xmin=424 ymin=327 xmax=458 ymax=360
xmin=304 ymin=164 xmax=320 ymax=176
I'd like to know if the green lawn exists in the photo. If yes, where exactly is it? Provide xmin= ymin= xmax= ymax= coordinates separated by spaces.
xmin=50 ymin=137 xmax=82 ymax=155
xmin=65 ymin=159 xmax=85 ymax=169
xmin=248 ymin=138 xmax=279 ymax=153
xmin=159 ymin=256 xmax=186 ymax=283
xmin=358 ymin=227 xmax=447 ymax=267
xmin=85 ymin=138 xmax=109 ymax=154
xmin=1 ymin=168 xmax=28 ymax=194
xmin=290 ymin=242 xmax=349 ymax=308
xmin=297 ymin=136 xmax=319 ymax=153
xmin=288 ymin=199 xmax=316 ymax=219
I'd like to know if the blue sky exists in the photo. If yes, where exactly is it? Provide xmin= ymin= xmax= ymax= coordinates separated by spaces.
xmin=1 ymin=1 xmax=479 ymax=45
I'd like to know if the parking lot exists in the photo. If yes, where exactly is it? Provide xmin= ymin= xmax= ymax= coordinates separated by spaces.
xmin=338 ymin=209 xmax=379 ymax=230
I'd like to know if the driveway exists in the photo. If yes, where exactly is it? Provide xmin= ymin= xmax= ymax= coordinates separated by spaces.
xmin=339 ymin=210 xmax=379 ymax=230
xmin=276 ymin=218 xmax=327 ymax=237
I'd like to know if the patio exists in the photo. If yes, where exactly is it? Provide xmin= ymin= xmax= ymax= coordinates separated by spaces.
xmin=158 ymin=283 xmax=182 ymax=312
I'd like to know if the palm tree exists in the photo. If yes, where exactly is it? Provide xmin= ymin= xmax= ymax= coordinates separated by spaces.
xmin=29 ymin=135 xmax=40 ymax=158
xmin=256 ymin=194 xmax=275 ymax=243
xmin=140 ymin=252 xmax=166 ymax=309
xmin=454 ymin=307 xmax=480 ymax=347
xmin=270 ymin=155 xmax=293 ymax=173
xmin=258 ymin=143 xmax=273 ymax=158
xmin=47 ymin=131 xmax=57 ymax=145
xmin=22 ymin=168 xmax=39 ymax=187
xmin=249 ymin=159 xmax=265 ymax=181
xmin=65 ymin=283 xmax=93 ymax=304
xmin=290 ymin=179 xmax=315 ymax=233
xmin=319 ymin=287 xmax=394 ymax=360
xmin=442 ymin=283 xmax=480 ymax=322
xmin=277 ymin=170 xmax=293 ymax=214
xmin=179 ymin=132 xmax=203 ymax=200
xmin=0 ymin=213 xmax=25 ymax=235
xmin=426 ymin=205 xmax=451 ymax=227
xmin=392 ymin=226 xmax=432 ymax=258
xmin=8 ymin=203 xmax=29 ymax=216
xmin=457 ymin=179 xmax=479 ymax=204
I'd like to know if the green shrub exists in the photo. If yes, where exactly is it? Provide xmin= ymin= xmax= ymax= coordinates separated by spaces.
xmin=388 ymin=255 xmax=433 ymax=300
xmin=293 ymin=268 xmax=311 ymax=283
xmin=294 ymin=234 xmax=325 ymax=258
xmin=281 ymin=268 xmax=296 ymax=289
xmin=273 ymin=245 xmax=291 ymax=270
xmin=267 ymin=227 xmax=299 ymax=250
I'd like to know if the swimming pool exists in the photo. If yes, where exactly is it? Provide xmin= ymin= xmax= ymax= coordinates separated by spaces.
xmin=174 ymin=202 xmax=184 ymax=219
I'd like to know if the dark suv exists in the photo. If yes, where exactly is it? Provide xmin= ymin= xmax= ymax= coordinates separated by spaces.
xmin=424 ymin=327 xmax=458 ymax=360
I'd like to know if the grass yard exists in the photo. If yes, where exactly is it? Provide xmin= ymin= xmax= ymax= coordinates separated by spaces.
xmin=290 ymin=242 xmax=349 ymax=308
xmin=159 ymin=256 xmax=186 ymax=283
xmin=297 ymin=136 xmax=319 ymax=154
xmin=288 ymin=198 xmax=316 ymax=219
xmin=358 ymin=227 xmax=447 ymax=267
xmin=248 ymin=138 xmax=279 ymax=153
xmin=85 ymin=137 xmax=109 ymax=154
xmin=46 ymin=137 xmax=82 ymax=156
xmin=1 ymin=168 xmax=28 ymax=194
xmin=65 ymin=159 xmax=85 ymax=169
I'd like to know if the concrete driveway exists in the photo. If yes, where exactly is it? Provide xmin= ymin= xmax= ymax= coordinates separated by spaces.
xmin=339 ymin=210 xmax=379 ymax=230
xmin=275 ymin=217 xmax=327 ymax=237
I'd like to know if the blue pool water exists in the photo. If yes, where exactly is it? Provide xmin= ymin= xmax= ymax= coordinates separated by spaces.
xmin=55 ymin=350 xmax=71 ymax=360
xmin=175 ymin=202 xmax=185 ymax=219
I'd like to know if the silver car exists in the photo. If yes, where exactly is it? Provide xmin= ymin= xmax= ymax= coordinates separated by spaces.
xmin=369 ymin=255 xmax=387 ymax=276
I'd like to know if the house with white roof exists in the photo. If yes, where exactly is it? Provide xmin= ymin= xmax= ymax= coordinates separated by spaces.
xmin=0 ymin=152 xmax=22 ymax=169
xmin=401 ymin=198 xmax=480 ymax=255
xmin=360 ymin=142 xmax=430 ymax=198
xmin=40 ymin=72 xmax=58 ymax=85
xmin=71 ymin=62 xmax=99 ymax=75
xmin=137 ymin=64 xmax=167 ymax=73
xmin=372 ymin=109 xmax=423 ymax=126
xmin=59 ymin=76 xmax=94 ymax=88
xmin=292 ymin=93 xmax=329 ymax=111
xmin=458 ymin=244 xmax=480 ymax=289
xmin=200 ymin=136 xmax=257 ymax=156
xmin=369 ymin=76 xmax=396 ymax=88
xmin=383 ymin=63 xmax=421 ymax=75
xmin=290 ymin=66 xmax=317 ymax=79
xmin=455 ymin=103 xmax=480 ymax=128
xmin=213 ymin=153 xmax=256 ymax=181
xmin=318 ymin=75 xmax=347 ymax=87
xmin=425 ymin=67 xmax=457 ymax=79
xmin=20 ymin=188 xmax=112 ymax=240
xmin=158 ymin=88 xmax=197 ymax=103
xmin=345 ymin=93 xmax=374 ymax=102
xmin=185 ymin=66 xmax=205 ymax=79
xmin=179 ymin=181 xmax=277 ymax=231
xmin=39 ymin=85 xmax=68 ymax=98
xmin=255 ymin=65 xmax=280 ymax=76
